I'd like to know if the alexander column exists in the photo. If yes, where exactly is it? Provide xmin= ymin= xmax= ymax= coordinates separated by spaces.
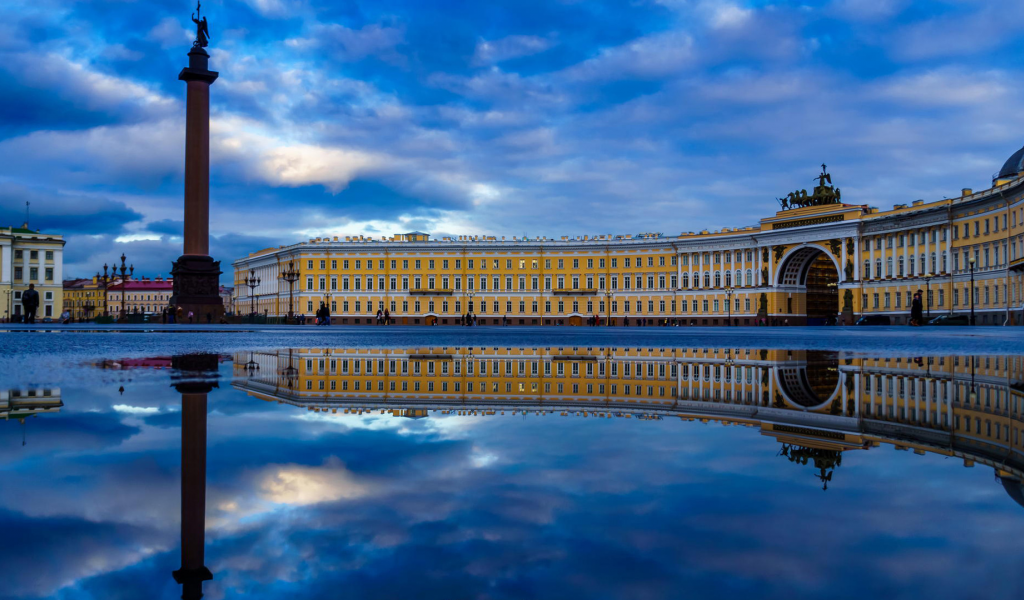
xmin=170 ymin=1 xmax=224 ymax=320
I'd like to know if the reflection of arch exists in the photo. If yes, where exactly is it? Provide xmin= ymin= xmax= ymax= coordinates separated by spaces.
xmin=773 ymin=244 xmax=841 ymax=286
xmin=774 ymin=353 xmax=841 ymax=410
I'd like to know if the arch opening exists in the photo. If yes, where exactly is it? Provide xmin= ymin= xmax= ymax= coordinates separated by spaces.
xmin=778 ymin=247 xmax=840 ymax=325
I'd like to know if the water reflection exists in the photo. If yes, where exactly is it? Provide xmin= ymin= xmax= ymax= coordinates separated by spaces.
xmin=6 ymin=347 xmax=1024 ymax=600
xmin=233 ymin=347 xmax=1024 ymax=506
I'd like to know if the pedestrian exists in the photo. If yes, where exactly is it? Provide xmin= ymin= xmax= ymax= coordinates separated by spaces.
xmin=384 ymin=308 xmax=390 ymax=325
xmin=911 ymin=291 xmax=924 ymax=326
xmin=21 ymin=284 xmax=39 ymax=324
xmin=176 ymin=306 xmax=184 ymax=323
xmin=623 ymin=316 xmax=629 ymax=327
xmin=376 ymin=309 xmax=383 ymax=325
xmin=188 ymin=310 xmax=194 ymax=324
xmin=206 ymin=312 xmax=212 ymax=323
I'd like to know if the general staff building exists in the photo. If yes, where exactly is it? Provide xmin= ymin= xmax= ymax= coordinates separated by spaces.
xmin=232 ymin=148 xmax=1024 ymax=325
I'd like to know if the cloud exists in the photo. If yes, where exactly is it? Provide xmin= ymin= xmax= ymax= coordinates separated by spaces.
xmin=148 ymin=16 xmax=193 ymax=49
xmin=259 ymin=456 xmax=372 ymax=505
xmin=0 ymin=184 xmax=145 ymax=235
xmin=473 ymin=35 xmax=556 ymax=65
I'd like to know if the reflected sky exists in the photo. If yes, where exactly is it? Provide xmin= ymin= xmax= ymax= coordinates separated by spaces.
xmin=3 ymin=347 xmax=1024 ymax=600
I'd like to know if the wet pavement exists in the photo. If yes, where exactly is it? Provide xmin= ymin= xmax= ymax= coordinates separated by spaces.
xmin=2 ymin=331 xmax=1023 ymax=599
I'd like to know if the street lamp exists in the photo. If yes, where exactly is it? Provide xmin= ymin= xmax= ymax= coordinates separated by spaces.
xmin=968 ymin=257 xmax=976 ymax=326
xmin=467 ymin=290 xmax=475 ymax=324
xmin=605 ymin=290 xmax=613 ymax=326
xmin=280 ymin=260 xmax=300 ymax=322
xmin=113 ymin=254 xmax=134 ymax=321
xmin=922 ymin=272 xmax=933 ymax=320
xmin=725 ymin=287 xmax=734 ymax=326
xmin=99 ymin=265 xmax=113 ymax=317
xmin=244 ymin=269 xmax=260 ymax=318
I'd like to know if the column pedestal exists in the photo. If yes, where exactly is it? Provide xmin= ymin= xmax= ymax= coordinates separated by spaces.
xmin=170 ymin=255 xmax=223 ymax=320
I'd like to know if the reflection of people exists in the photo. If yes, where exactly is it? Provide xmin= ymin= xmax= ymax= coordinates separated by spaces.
xmin=22 ymin=283 xmax=39 ymax=324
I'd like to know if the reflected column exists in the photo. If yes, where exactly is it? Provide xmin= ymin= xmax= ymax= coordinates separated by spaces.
xmin=171 ymin=354 xmax=219 ymax=600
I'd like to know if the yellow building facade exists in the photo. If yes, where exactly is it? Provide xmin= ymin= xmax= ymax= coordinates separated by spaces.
xmin=233 ymin=347 xmax=1024 ymax=505
xmin=63 ymin=276 xmax=109 ymax=320
xmin=233 ymin=154 xmax=1024 ymax=326
xmin=1 ymin=224 xmax=65 ymax=322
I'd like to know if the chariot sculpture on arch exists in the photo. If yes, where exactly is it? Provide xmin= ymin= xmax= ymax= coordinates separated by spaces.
xmin=192 ymin=1 xmax=211 ymax=48
xmin=776 ymin=164 xmax=842 ymax=210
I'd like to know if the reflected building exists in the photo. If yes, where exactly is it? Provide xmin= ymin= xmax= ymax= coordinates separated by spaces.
xmin=1 ymin=388 xmax=63 ymax=420
xmin=2 ymin=387 xmax=63 ymax=445
xmin=233 ymin=348 xmax=1024 ymax=505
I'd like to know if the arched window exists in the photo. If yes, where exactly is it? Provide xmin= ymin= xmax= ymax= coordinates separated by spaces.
xmin=681 ymin=273 xmax=689 ymax=288
xmin=942 ymin=251 xmax=948 ymax=272
xmin=704 ymin=272 xmax=711 ymax=288
xmin=714 ymin=271 xmax=722 ymax=287
xmin=930 ymin=252 xmax=937 ymax=273
xmin=898 ymin=256 xmax=904 ymax=277
xmin=864 ymin=260 xmax=871 ymax=278
xmin=886 ymin=257 xmax=892 ymax=277
xmin=875 ymin=260 xmax=882 ymax=278
xmin=919 ymin=254 xmax=926 ymax=273
xmin=745 ymin=269 xmax=752 ymax=286
xmin=735 ymin=270 xmax=742 ymax=287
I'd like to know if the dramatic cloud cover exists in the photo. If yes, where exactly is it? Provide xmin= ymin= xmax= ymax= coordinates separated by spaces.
xmin=4 ymin=0 xmax=1024 ymax=280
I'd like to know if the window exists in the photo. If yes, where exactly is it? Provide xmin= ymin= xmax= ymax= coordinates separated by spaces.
xmin=45 ymin=250 xmax=53 ymax=261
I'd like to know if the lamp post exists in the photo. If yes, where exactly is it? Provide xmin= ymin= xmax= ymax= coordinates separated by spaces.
xmin=605 ymin=290 xmax=613 ymax=326
xmin=467 ymin=290 xmax=475 ymax=324
xmin=99 ymin=264 xmax=113 ymax=317
xmin=279 ymin=260 xmax=300 ymax=322
xmin=922 ymin=272 xmax=933 ymax=320
xmin=114 ymin=254 xmax=134 ymax=321
xmin=244 ymin=269 xmax=260 ymax=318
xmin=968 ymin=257 xmax=976 ymax=326
xmin=725 ymin=287 xmax=734 ymax=326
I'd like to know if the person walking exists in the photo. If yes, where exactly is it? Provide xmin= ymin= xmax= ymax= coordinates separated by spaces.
xmin=188 ymin=310 xmax=194 ymax=324
xmin=911 ymin=291 xmax=924 ymax=326
xmin=21 ymin=284 xmax=39 ymax=324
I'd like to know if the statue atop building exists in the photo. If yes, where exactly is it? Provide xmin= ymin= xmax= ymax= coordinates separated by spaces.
xmin=777 ymin=164 xmax=842 ymax=210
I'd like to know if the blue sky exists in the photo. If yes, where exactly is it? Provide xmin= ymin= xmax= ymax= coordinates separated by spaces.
xmin=3 ymin=0 xmax=1024 ymax=280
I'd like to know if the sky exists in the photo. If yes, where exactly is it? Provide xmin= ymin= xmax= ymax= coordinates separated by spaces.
xmin=3 ymin=0 xmax=1024 ymax=282
xmin=2 ymin=350 xmax=1023 ymax=600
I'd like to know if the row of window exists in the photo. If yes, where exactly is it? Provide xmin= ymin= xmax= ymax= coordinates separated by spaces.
xmin=304 ymin=255 xmax=677 ymax=273
xmin=304 ymin=296 xmax=754 ymax=316
xmin=11 ymin=249 xmax=55 ymax=261
xmin=304 ymin=377 xmax=676 ymax=398
xmin=298 ymin=270 xmax=762 ymax=292
xmin=11 ymin=266 xmax=53 ymax=282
